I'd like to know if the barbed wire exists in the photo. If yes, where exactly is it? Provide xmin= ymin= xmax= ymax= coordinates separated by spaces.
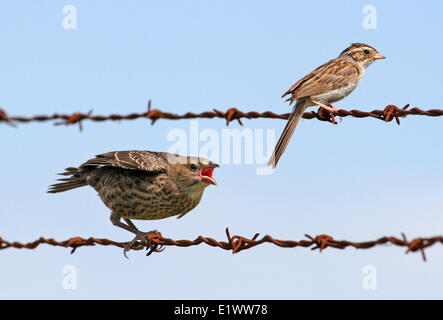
xmin=1 ymin=101 xmax=442 ymax=130
xmin=1 ymin=228 xmax=441 ymax=261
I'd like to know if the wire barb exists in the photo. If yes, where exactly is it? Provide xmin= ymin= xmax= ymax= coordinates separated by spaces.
xmin=1 ymin=229 xmax=442 ymax=261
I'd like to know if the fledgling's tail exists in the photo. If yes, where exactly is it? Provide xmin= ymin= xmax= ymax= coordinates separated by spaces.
xmin=47 ymin=167 xmax=87 ymax=193
xmin=268 ymin=100 xmax=307 ymax=168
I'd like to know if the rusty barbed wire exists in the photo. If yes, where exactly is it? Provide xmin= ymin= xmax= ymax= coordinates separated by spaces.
xmin=0 ymin=101 xmax=442 ymax=130
xmin=1 ymin=228 xmax=441 ymax=261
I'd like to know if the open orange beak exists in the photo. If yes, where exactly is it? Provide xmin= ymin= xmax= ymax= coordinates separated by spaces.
xmin=199 ymin=163 xmax=219 ymax=185
xmin=373 ymin=53 xmax=386 ymax=60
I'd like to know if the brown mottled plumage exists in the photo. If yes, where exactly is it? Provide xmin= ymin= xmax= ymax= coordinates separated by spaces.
xmin=268 ymin=43 xmax=385 ymax=168
xmin=48 ymin=151 xmax=219 ymax=256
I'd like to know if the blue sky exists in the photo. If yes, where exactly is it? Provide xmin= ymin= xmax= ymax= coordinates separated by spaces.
xmin=0 ymin=1 xmax=442 ymax=299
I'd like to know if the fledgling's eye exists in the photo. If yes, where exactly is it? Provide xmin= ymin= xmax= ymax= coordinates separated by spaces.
xmin=190 ymin=163 xmax=198 ymax=170
xmin=364 ymin=49 xmax=370 ymax=54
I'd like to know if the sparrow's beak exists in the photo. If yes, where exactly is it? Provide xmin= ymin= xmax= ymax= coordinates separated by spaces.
xmin=199 ymin=163 xmax=219 ymax=186
xmin=373 ymin=53 xmax=386 ymax=60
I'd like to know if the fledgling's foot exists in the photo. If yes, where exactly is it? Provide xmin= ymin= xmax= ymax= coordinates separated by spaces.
xmin=123 ymin=230 xmax=161 ymax=258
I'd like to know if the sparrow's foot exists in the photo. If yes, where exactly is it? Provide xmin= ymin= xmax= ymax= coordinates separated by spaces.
xmin=325 ymin=104 xmax=340 ymax=114
xmin=324 ymin=104 xmax=339 ymax=124
xmin=123 ymin=229 xmax=162 ymax=258
xmin=309 ymin=98 xmax=339 ymax=124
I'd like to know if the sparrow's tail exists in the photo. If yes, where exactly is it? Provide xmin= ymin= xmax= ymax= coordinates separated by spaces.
xmin=47 ymin=167 xmax=87 ymax=193
xmin=268 ymin=100 xmax=306 ymax=168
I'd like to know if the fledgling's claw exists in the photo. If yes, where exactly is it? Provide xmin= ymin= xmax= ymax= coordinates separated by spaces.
xmin=123 ymin=230 xmax=161 ymax=258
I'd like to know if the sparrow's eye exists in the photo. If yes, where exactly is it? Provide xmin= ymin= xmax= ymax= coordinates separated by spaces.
xmin=190 ymin=163 xmax=198 ymax=170
xmin=364 ymin=49 xmax=370 ymax=54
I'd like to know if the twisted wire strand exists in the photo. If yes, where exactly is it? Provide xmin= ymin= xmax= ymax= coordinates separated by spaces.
xmin=1 ymin=101 xmax=442 ymax=130
xmin=1 ymin=228 xmax=441 ymax=261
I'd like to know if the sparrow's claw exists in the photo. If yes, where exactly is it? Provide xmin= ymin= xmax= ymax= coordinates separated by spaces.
xmin=123 ymin=230 xmax=161 ymax=258
xmin=310 ymin=98 xmax=339 ymax=125
xmin=324 ymin=104 xmax=339 ymax=124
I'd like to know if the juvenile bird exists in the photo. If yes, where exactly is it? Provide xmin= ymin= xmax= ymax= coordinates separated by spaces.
xmin=268 ymin=43 xmax=385 ymax=168
xmin=48 ymin=150 xmax=219 ymax=256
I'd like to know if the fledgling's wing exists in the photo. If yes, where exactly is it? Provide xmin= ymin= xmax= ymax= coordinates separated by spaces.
xmin=283 ymin=58 xmax=361 ymax=102
xmin=80 ymin=150 xmax=167 ymax=173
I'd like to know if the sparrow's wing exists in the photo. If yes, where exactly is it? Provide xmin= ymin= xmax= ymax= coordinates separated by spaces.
xmin=283 ymin=59 xmax=361 ymax=101
xmin=80 ymin=150 xmax=167 ymax=173
xmin=281 ymin=61 xmax=332 ymax=98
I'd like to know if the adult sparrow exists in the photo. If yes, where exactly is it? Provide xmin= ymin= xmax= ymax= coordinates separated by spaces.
xmin=268 ymin=43 xmax=385 ymax=168
xmin=48 ymin=150 xmax=219 ymax=256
